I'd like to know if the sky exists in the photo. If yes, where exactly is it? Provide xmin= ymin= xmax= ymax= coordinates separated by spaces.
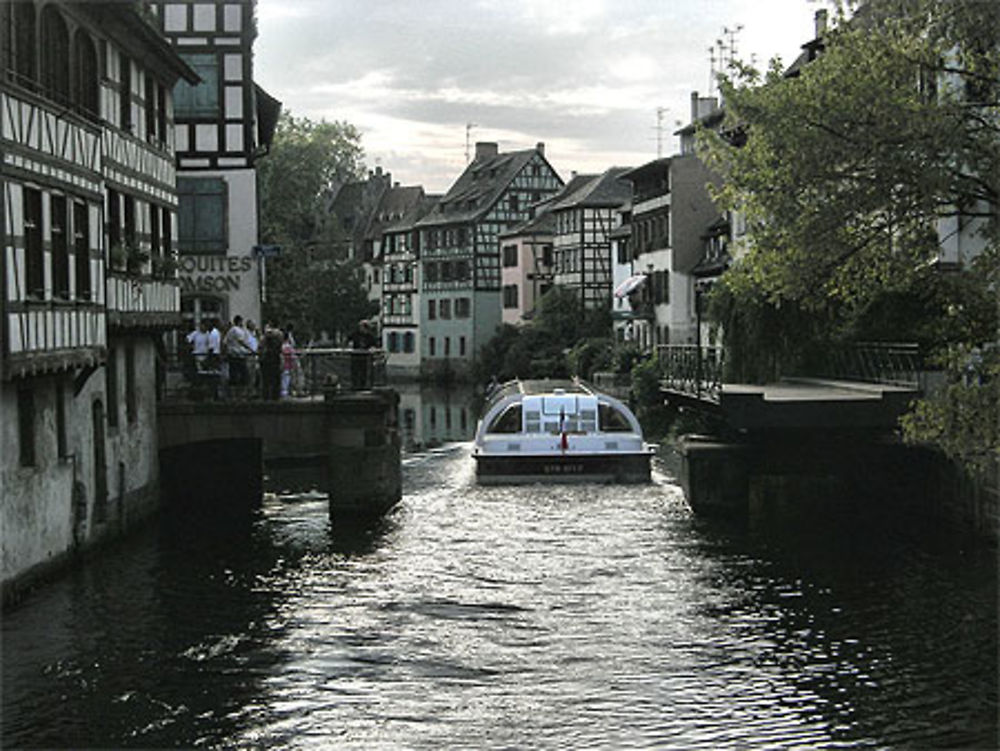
xmin=253 ymin=0 xmax=830 ymax=194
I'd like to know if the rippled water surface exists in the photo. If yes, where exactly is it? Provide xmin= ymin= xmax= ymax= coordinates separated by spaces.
xmin=3 ymin=443 xmax=997 ymax=749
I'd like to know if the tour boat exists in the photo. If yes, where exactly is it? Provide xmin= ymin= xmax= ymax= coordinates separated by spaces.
xmin=472 ymin=379 xmax=655 ymax=484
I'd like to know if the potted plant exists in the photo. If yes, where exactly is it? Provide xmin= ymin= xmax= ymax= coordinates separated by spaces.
xmin=109 ymin=243 xmax=127 ymax=271
xmin=126 ymin=243 xmax=149 ymax=275
xmin=152 ymin=253 xmax=179 ymax=279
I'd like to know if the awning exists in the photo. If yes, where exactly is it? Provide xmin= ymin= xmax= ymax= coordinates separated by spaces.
xmin=614 ymin=273 xmax=647 ymax=299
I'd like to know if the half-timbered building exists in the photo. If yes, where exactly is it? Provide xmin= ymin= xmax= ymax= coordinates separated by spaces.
xmin=1 ymin=1 xmax=197 ymax=598
xmin=414 ymin=142 xmax=562 ymax=378
xmin=549 ymin=167 xmax=632 ymax=311
xmin=150 ymin=0 xmax=280 ymax=330
xmin=375 ymin=188 xmax=437 ymax=378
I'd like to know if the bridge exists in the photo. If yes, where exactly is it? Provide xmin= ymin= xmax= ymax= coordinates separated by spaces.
xmin=157 ymin=349 xmax=401 ymax=518
xmin=655 ymin=343 xmax=928 ymax=515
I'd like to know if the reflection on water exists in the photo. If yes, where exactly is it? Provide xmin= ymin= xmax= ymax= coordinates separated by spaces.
xmin=396 ymin=382 xmax=478 ymax=450
xmin=2 ymin=431 xmax=997 ymax=749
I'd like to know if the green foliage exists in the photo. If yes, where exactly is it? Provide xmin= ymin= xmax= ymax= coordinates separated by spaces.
xmin=901 ymin=344 xmax=999 ymax=475
xmin=258 ymin=112 xmax=365 ymax=249
xmin=474 ymin=286 xmax=615 ymax=383
xmin=696 ymin=0 xmax=999 ymax=471
xmin=257 ymin=111 xmax=368 ymax=338
xmin=567 ymin=337 xmax=614 ymax=381
xmin=700 ymin=0 xmax=998 ymax=314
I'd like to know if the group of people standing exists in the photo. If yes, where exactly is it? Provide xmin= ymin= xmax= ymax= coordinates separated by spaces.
xmin=185 ymin=317 xmax=299 ymax=400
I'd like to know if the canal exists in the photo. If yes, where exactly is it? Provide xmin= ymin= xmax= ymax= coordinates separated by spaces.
xmin=3 ymin=406 xmax=997 ymax=747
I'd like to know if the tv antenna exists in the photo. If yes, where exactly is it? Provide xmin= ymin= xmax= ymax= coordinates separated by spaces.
xmin=465 ymin=122 xmax=477 ymax=163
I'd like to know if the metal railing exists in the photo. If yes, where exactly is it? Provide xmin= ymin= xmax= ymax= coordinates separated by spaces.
xmin=657 ymin=344 xmax=725 ymax=402
xmin=815 ymin=342 xmax=923 ymax=388
xmin=161 ymin=348 xmax=387 ymax=402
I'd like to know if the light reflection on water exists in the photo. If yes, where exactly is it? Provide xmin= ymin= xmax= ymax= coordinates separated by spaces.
xmin=2 ymin=441 xmax=997 ymax=749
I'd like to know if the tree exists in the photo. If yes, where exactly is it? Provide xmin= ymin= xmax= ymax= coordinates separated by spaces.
xmin=700 ymin=0 xmax=999 ymax=471
xmin=258 ymin=111 xmax=369 ymax=338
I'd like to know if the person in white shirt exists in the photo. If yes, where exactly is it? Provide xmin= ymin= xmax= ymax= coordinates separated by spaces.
xmin=186 ymin=320 xmax=211 ymax=371
xmin=224 ymin=315 xmax=252 ymax=391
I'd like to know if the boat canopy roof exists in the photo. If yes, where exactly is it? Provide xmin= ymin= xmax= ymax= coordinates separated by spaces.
xmin=477 ymin=378 xmax=644 ymax=439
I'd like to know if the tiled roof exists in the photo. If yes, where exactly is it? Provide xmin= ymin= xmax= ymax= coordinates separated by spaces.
xmin=546 ymin=167 xmax=632 ymax=211
xmin=415 ymin=147 xmax=554 ymax=227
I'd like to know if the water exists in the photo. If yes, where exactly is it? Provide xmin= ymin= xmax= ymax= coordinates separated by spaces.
xmin=3 ymin=442 xmax=997 ymax=749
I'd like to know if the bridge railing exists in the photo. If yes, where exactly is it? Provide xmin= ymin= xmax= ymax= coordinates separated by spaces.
xmin=815 ymin=342 xmax=923 ymax=389
xmin=162 ymin=347 xmax=387 ymax=402
xmin=656 ymin=344 xmax=725 ymax=402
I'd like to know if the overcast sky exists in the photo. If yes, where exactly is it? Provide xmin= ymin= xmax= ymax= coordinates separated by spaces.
xmin=254 ymin=0 xmax=829 ymax=193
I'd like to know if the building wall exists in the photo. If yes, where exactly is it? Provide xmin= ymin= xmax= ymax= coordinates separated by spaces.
xmin=176 ymin=168 xmax=261 ymax=325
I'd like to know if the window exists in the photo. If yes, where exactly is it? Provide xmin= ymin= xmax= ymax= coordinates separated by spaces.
xmin=56 ymin=380 xmax=67 ymax=458
xmin=150 ymin=204 xmax=161 ymax=262
xmin=18 ymin=386 xmax=35 ymax=467
xmin=542 ymin=244 xmax=553 ymax=267
xmin=455 ymin=298 xmax=470 ymax=318
xmin=178 ymin=178 xmax=227 ymax=253
xmin=403 ymin=332 xmax=414 ymax=353
xmin=429 ymin=336 xmax=436 ymax=357
xmin=41 ymin=6 xmax=69 ymax=103
xmin=106 ymin=346 xmax=118 ymax=428
xmin=439 ymin=299 xmax=451 ymax=319
xmin=424 ymin=262 xmax=439 ymax=282
xmin=599 ymin=403 xmax=631 ymax=432
xmin=24 ymin=188 xmax=43 ymax=299
xmin=74 ymin=202 xmax=90 ymax=300
xmin=51 ymin=195 xmax=69 ymax=298
xmin=119 ymin=53 xmax=132 ymax=130
xmin=509 ymin=194 xmax=519 ymax=213
xmin=503 ymin=244 xmax=518 ymax=267
xmin=8 ymin=3 xmax=36 ymax=86
xmin=73 ymin=30 xmax=99 ymax=116
xmin=125 ymin=343 xmax=137 ymax=423
xmin=174 ymin=53 xmax=220 ymax=117
xmin=427 ymin=299 xmax=436 ymax=320
xmin=460 ymin=336 xmax=466 ymax=356
xmin=503 ymin=284 xmax=518 ymax=309
xmin=388 ymin=331 xmax=399 ymax=352
xmin=444 ymin=337 xmax=451 ymax=357
xmin=456 ymin=260 xmax=470 ymax=280
xmin=487 ymin=404 xmax=521 ymax=434
xmin=107 ymin=188 xmax=121 ymax=253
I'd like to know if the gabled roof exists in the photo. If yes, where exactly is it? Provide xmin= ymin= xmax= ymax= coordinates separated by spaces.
xmin=499 ymin=173 xmax=596 ymax=238
xmin=619 ymin=158 xmax=671 ymax=182
xmin=546 ymin=167 xmax=632 ymax=211
xmin=380 ymin=189 xmax=440 ymax=234
xmin=416 ymin=146 xmax=559 ymax=227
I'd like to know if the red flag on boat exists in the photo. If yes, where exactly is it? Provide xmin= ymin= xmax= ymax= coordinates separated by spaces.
xmin=560 ymin=408 xmax=568 ymax=451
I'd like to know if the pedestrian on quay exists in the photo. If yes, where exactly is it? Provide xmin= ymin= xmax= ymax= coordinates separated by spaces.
xmin=260 ymin=321 xmax=283 ymax=400
xmin=186 ymin=319 xmax=210 ymax=374
xmin=280 ymin=331 xmax=297 ymax=398
xmin=246 ymin=320 xmax=261 ymax=395
xmin=224 ymin=315 xmax=253 ymax=396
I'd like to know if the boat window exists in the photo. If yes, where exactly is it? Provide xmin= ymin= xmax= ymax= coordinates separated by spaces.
xmin=487 ymin=404 xmax=522 ymax=434
xmin=579 ymin=408 xmax=596 ymax=432
xmin=599 ymin=403 xmax=632 ymax=432
xmin=525 ymin=410 xmax=540 ymax=433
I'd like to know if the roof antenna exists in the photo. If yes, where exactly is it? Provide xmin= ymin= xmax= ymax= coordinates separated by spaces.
xmin=465 ymin=122 xmax=477 ymax=164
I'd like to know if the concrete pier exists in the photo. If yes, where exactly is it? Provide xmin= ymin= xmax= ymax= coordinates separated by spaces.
xmin=158 ymin=388 xmax=402 ymax=518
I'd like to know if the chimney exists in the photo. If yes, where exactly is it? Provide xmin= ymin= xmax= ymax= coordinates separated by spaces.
xmin=815 ymin=8 xmax=827 ymax=37
xmin=475 ymin=142 xmax=499 ymax=160
xmin=691 ymin=91 xmax=700 ymax=123
xmin=536 ymin=142 xmax=545 ymax=156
